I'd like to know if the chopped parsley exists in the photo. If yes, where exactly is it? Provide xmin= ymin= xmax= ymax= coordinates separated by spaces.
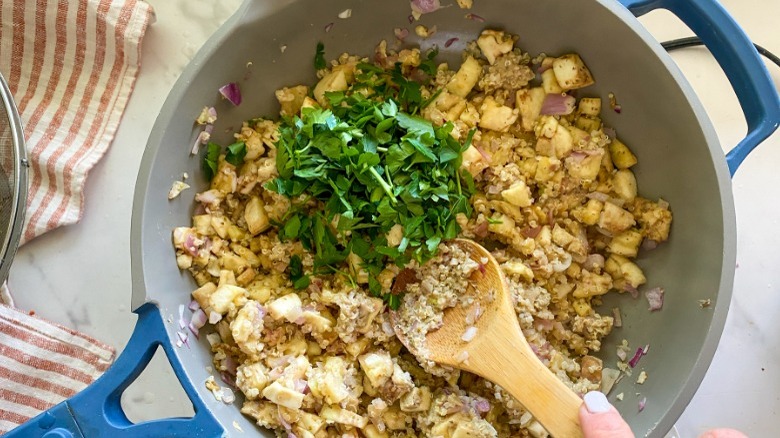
xmin=267 ymin=89 xmax=474 ymax=307
xmin=225 ymin=141 xmax=247 ymax=166
xmin=314 ymin=42 xmax=326 ymax=70
xmin=203 ymin=142 xmax=221 ymax=180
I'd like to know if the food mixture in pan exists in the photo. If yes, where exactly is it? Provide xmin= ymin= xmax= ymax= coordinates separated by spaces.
xmin=172 ymin=29 xmax=672 ymax=438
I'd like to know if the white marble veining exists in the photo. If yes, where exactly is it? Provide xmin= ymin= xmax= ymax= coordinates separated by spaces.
xmin=7 ymin=0 xmax=780 ymax=435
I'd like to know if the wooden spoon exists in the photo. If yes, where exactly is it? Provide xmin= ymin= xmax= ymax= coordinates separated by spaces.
xmin=392 ymin=238 xmax=583 ymax=438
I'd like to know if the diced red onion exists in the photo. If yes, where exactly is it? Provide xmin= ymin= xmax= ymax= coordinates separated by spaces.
xmin=658 ymin=199 xmax=670 ymax=210
xmin=645 ymin=287 xmax=664 ymax=311
xmin=278 ymin=407 xmax=292 ymax=430
xmin=586 ymin=191 xmax=610 ymax=203
xmin=595 ymin=226 xmax=614 ymax=239
xmin=220 ymin=387 xmax=235 ymax=404
xmin=638 ymin=397 xmax=646 ymax=412
xmin=224 ymin=356 xmax=238 ymax=376
xmin=445 ymin=37 xmax=459 ymax=48
xmin=613 ymin=104 xmax=622 ymax=114
xmin=540 ymin=93 xmax=576 ymax=116
xmin=178 ymin=304 xmax=186 ymax=329
xmin=486 ymin=184 xmax=502 ymax=195
xmin=474 ymin=221 xmax=489 ymax=238
xmin=410 ymin=0 xmax=441 ymax=14
xmin=475 ymin=398 xmax=491 ymax=413
xmin=628 ymin=347 xmax=645 ymax=368
xmin=293 ymin=379 xmax=309 ymax=393
xmin=622 ymin=283 xmax=639 ymax=299
xmin=603 ymin=127 xmax=616 ymax=139
xmin=582 ymin=254 xmax=605 ymax=270
xmin=177 ymin=331 xmax=188 ymax=343
xmin=219 ymin=82 xmax=242 ymax=106
xmin=324 ymin=22 xmax=334 ymax=32
xmin=641 ymin=239 xmax=658 ymax=251
xmin=189 ymin=309 xmax=208 ymax=338
xmin=195 ymin=189 xmax=220 ymax=205
xmin=183 ymin=234 xmax=199 ymax=257
xmin=190 ymin=126 xmax=213 ymax=155
xmin=394 ymin=27 xmax=409 ymax=41
xmin=461 ymin=326 xmax=477 ymax=342
xmin=616 ymin=348 xmax=627 ymax=362
xmin=408 ymin=14 xmax=415 ymax=24
xmin=473 ymin=143 xmax=491 ymax=162
xmin=465 ymin=12 xmax=485 ymax=21
xmin=536 ymin=64 xmax=551 ymax=74
xmin=521 ymin=226 xmax=542 ymax=239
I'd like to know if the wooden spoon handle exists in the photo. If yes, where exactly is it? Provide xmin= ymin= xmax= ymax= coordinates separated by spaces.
xmin=474 ymin=315 xmax=584 ymax=437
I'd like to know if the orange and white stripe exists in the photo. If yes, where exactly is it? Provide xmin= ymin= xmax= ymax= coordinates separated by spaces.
xmin=0 ymin=304 xmax=115 ymax=433
xmin=0 ymin=0 xmax=154 ymax=243
xmin=0 ymin=0 xmax=152 ymax=431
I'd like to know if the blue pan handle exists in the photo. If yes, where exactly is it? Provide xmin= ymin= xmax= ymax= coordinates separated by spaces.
xmin=619 ymin=0 xmax=780 ymax=175
xmin=7 ymin=303 xmax=224 ymax=437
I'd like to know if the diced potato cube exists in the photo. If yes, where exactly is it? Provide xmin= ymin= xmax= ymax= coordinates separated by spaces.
xmin=231 ymin=244 xmax=262 ymax=268
xmin=552 ymin=54 xmax=595 ymax=90
xmin=245 ymin=196 xmax=270 ymax=235
xmin=572 ymin=298 xmax=592 ymax=316
xmin=608 ymin=229 xmax=643 ymax=257
xmin=542 ymin=69 xmax=563 ymax=95
xmin=319 ymin=405 xmax=368 ymax=428
xmin=192 ymin=282 xmax=217 ymax=311
xmin=461 ymin=144 xmax=490 ymax=176
xmin=609 ymin=138 xmax=638 ymax=169
xmin=573 ymin=199 xmax=604 ymax=226
xmin=176 ymin=254 xmax=192 ymax=270
xmin=447 ymin=56 xmax=482 ymax=98
xmin=399 ymin=387 xmax=431 ymax=413
xmin=301 ymin=96 xmax=318 ymax=110
xmin=262 ymin=381 xmax=304 ymax=410
xmin=632 ymin=198 xmax=673 ymax=242
xmin=210 ymin=284 xmax=247 ymax=315
xmin=477 ymin=29 xmax=514 ymax=64
xmin=478 ymin=96 xmax=518 ymax=132
xmin=297 ymin=411 xmax=326 ymax=434
xmin=301 ymin=309 xmax=334 ymax=333
xmin=220 ymin=251 xmax=249 ymax=274
xmin=598 ymin=202 xmax=636 ymax=234
xmin=345 ymin=337 xmax=372 ymax=358
xmin=501 ymin=181 xmax=533 ymax=208
xmin=236 ymin=362 xmax=270 ymax=400
xmin=314 ymin=69 xmax=348 ymax=106
xmin=211 ymin=215 xmax=232 ymax=239
xmin=386 ymin=224 xmax=404 ymax=247
xmin=309 ymin=356 xmax=351 ymax=405
xmin=192 ymin=215 xmax=214 ymax=236
xmin=501 ymin=260 xmax=534 ymax=281
xmin=620 ymin=258 xmax=646 ymax=288
xmin=275 ymin=85 xmax=309 ymax=117
xmin=572 ymin=270 xmax=613 ymax=298
xmin=267 ymin=293 xmax=303 ymax=323
xmin=575 ymin=116 xmax=602 ymax=133
xmin=578 ymin=98 xmax=602 ymax=116
xmin=515 ymin=87 xmax=546 ymax=131
xmin=612 ymin=169 xmax=637 ymax=202
xmin=565 ymin=151 xmax=603 ymax=181
xmin=433 ymin=91 xmax=468 ymax=121
xmin=535 ymin=156 xmax=561 ymax=183
xmin=552 ymin=124 xmax=574 ymax=158
xmin=359 ymin=350 xmax=394 ymax=388
xmin=535 ymin=115 xmax=559 ymax=139
xmin=487 ymin=213 xmax=516 ymax=236
xmin=552 ymin=224 xmax=575 ymax=247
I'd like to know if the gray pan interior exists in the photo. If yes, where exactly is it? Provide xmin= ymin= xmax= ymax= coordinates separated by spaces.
xmin=132 ymin=0 xmax=735 ymax=436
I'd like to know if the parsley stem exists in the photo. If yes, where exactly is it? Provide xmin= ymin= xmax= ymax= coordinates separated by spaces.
xmin=369 ymin=167 xmax=397 ymax=204
xmin=377 ymin=146 xmax=388 ymax=153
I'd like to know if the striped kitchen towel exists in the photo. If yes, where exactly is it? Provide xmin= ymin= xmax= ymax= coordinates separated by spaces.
xmin=1 ymin=0 xmax=154 ymax=243
xmin=0 ymin=304 xmax=115 ymax=433
xmin=0 ymin=0 xmax=154 ymax=432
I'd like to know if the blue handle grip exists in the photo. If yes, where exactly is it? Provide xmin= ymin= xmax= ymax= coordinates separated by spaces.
xmin=7 ymin=303 xmax=224 ymax=438
xmin=619 ymin=0 xmax=780 ymax=175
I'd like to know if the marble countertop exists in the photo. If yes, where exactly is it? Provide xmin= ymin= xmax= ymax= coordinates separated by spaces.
xmin=8 ymin=0 xmax=780 ymax=436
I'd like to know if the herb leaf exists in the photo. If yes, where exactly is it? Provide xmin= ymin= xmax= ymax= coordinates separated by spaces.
xmin=314 ymin=42 xmax=326 ymax=70
xmin=203 ymin=142 xmax=220 ymax=180
xmin=225 ymin=141 xmax=247 ymax=166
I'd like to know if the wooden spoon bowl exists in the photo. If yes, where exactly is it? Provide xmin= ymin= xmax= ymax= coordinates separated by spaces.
xmin=393 ymin=238 xmax=583 ymax=438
